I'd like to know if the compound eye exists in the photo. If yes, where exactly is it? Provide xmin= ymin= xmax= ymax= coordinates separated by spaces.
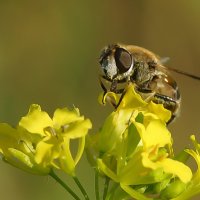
xmin=114 ymin=48 xmax=133 ymax=73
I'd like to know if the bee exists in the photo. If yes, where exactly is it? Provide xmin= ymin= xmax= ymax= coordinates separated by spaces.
xmin=99 ymin=44 xmax=200 ymax=124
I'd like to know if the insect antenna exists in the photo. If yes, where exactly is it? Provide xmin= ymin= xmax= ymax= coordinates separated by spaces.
xmin=167 ymin=67 xmax=200 ymax=80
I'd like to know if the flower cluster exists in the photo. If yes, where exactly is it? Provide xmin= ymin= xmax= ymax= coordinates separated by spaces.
xmin=86 ymin=84 xmax=200 ymax=200
xmin=0 ymin=83 xmax=200 ymax=199
xmin=0 ymin=104 xmax=92 ymax=176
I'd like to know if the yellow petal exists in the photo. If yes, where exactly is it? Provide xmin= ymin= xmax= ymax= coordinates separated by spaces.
xmin=143 ymin=120 xmax=171 ymax=148
xmin=53 ymin=107 xmax=83 ymax=129
xmin=157 ymin=158 xmax=192 ymax=183
xmin=7 ymin=148 xmax=50 ymax=175
xmin=99 ymin=91 xmax=120 ymax=106
xmin=59 ymin=138 xmax=76 ymax=176
xmin=117 ymin=84 xmax=147 ymax=110
xmin=35 ymin=137 xmax=60 ymax=167
xmin=19 ymin=104 xmax=53 ymax=136
xmin=62 ymin=119 xmax=92 ymax=139
xmin=142 ymin=152 xmax=192 ymax=183
xmin=147 ymin=102 xmax=171 ymax=123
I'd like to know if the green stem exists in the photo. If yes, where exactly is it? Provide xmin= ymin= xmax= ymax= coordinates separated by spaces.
xmin=95 ymin=170 xmax=100 ymax=200
xmin=105 ymin=183 xmax=118 ymax=200
xmin=73 ymin=176 xmax=90 ymax=200
xmin=49 ymin=170 xmax=81 ymax=200
xmin=103 ymin=176 xmax=110 ymax=200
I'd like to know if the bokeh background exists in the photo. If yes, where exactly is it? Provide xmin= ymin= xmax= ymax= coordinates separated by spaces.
xmin=0 ymin=1 xmax=200 ymax=199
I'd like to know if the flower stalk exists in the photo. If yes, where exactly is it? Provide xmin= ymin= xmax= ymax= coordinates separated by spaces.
xmin=95 ymin=170 xmax=100 ymax=200
xmin=103 ymin=176 xmax=110 ymax=200
xmin=73 ymin=176 xmax=90 ymax=200
xmin=49 ymin=170 xmax=81 ymax=200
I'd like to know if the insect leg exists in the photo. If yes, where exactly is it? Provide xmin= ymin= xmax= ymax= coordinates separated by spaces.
xmin=153 ymin=93 xmax=179 ymax=124
xmin=99 ymin=76 xmax=119 ymax=107
xmin=154 ymin=93 xmax=177 ymax=111
xmin=135 ymin=87 xmax=179 ymax=124
xmin=135 ymin=86 xmax=156 ymax=102
xmin=99 ymin=75 xmax=108 ymax=93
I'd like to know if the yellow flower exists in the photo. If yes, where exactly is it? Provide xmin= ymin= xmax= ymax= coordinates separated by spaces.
xmin=88 ymin=83 xmax=192 ymax=199
xmin=0 ymin=123 xmax=50 ymax=175
xmin=19 ymin=104 xmax=92 ymax=176
xmin=97 ymin=116 xmax=192 ymax=182
xmin=0 ymin=104 xmax=92 ymax=176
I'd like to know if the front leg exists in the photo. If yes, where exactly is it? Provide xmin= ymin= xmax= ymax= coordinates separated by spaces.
xmin=99 ymin=76 xmax=121 ymax=108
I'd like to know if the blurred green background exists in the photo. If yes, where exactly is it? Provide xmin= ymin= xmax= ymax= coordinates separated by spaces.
xmin=0 ymin=1 xmax=200 ymax=199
